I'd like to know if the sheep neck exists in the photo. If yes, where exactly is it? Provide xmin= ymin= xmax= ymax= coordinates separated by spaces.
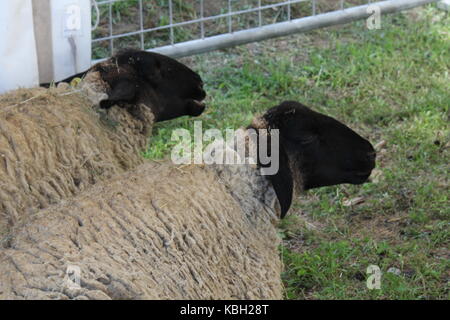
xmin=207 ymin=129 xmax=280 ymax=222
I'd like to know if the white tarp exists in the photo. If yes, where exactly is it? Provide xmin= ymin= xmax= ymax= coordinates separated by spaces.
xmin=0 ymin=0 xmax=91 ymax=94
xmin=0 ymin=1 xmax=40 ymax=93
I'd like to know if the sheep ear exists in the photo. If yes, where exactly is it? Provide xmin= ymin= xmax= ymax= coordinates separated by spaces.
xmin=100 ymin=79 xmax=137 ymax=109
xmin=267 ymin=141 xmax=293 ymax=219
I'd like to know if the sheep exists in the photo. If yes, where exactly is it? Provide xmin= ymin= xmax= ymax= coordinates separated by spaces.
xmin=50 ymin=49 xmax=207 ymax=121
xmin=0 ymin=101 xmax=375 ymax=300
xmin=0 ymin=49 xmax=206 ymax=237
xmin=87 ymin=49 xmax=206 ymax=121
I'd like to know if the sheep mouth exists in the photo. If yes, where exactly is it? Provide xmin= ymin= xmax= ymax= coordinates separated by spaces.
xmin=188 ymin=99 xmax=206 ymax=117
xmin=193 ymin=100 xmax=205 ymax=108
xmin=350 ymin=171 xmax=372 ymax=183
xmin=355 ymin=171 xmax=372 ymax=176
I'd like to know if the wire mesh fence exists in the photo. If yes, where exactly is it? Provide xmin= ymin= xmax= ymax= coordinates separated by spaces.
xmin=91 ymin=0 xmax=438 ymax=60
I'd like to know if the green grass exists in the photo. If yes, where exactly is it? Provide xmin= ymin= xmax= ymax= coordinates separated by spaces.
xmin=144 ymin=6 xmax=449 ymax=299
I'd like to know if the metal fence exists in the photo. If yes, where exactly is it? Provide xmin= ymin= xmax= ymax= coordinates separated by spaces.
xmin=91 ymin=0 xmax=439 ymax=61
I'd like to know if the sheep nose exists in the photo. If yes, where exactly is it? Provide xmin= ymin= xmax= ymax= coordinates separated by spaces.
xmin=367 ymin=151 xmax=376 ymax=162
xmin=198 ymin=87 xmax=207 ymax=100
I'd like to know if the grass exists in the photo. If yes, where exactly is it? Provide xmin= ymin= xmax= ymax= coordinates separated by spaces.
xmin=143 ymin=5 xmax=449 ymax=300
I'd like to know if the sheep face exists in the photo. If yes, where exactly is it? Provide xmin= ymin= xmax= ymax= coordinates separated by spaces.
xmin=255 ymin=101 xmax=376 ymax=218
xmin=90 ymin=49 xmax=206 ymax=122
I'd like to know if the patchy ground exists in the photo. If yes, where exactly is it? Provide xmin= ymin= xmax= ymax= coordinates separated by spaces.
xmin=146 ymin=5 xmax=449 ymax=299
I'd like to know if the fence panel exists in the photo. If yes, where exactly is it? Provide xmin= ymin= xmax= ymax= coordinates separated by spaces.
xmin=91 ymin=0 xmax=439 ymax=61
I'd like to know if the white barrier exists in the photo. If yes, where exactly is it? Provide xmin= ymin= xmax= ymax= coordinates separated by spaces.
xmin=0 ymin=0 xmax=91 ymax=94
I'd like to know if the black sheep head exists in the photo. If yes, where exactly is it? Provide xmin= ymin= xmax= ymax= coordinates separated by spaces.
xmin=251 ymin=101 xmax=376 ymax=218
xmin=91 ymin=49 xmax=206 ymax=122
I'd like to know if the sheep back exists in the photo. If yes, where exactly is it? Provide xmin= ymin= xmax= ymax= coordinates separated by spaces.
xmin=0 ymin=162 xmax=282 ymax=300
